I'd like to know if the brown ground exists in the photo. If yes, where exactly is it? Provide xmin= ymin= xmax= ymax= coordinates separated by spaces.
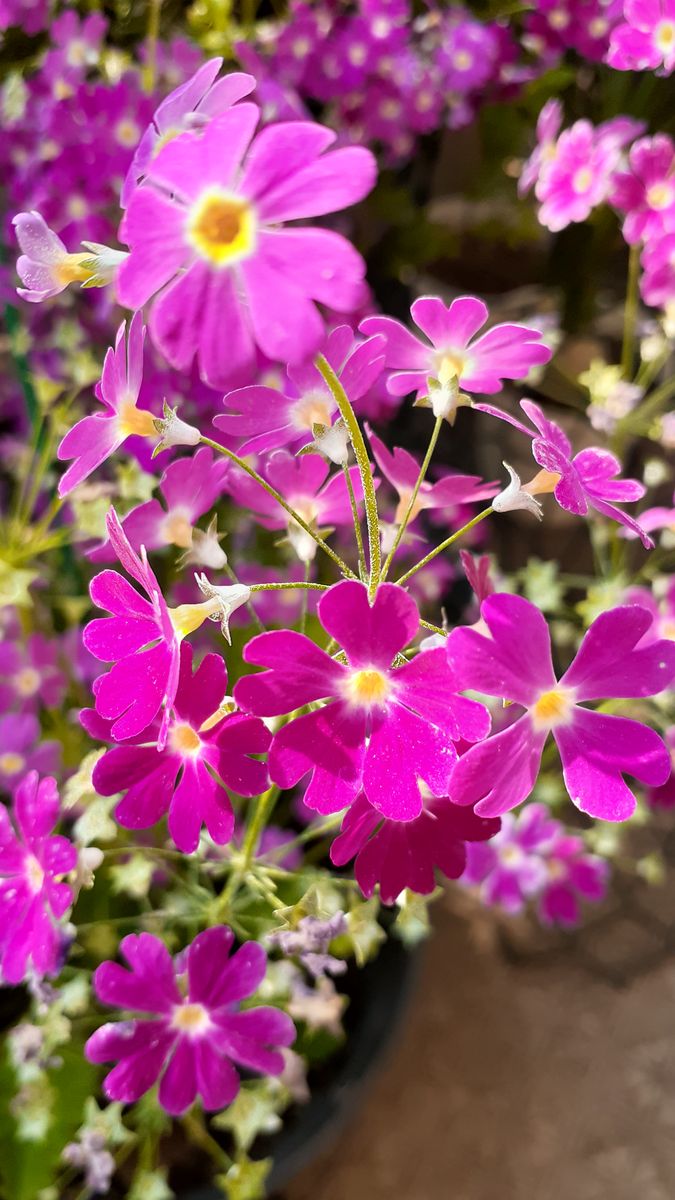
xmin=286 ymin=890 xmax=675 ymax=1200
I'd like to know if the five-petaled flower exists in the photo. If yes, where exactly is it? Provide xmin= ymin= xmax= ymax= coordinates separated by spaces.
xmin=446 ymin=592 xmax=675 ymax=821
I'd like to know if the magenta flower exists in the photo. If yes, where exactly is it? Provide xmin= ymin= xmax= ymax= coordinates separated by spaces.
xmin=0 ymin=634 xmax=66 ymax=713
xmin=0 ymin=715 xmax=60 ymax=791
xmin=360 ymin=295 xmax=551 ymax=403
xmin=331 ymin=790 xmax=500 ymax=904
xmin=640 ymin=231 xmax=675 ymax=307
xmin=13 ymin=211 xmax=91 ymax=303
xmin=116 ymin=107 xmax=376 ymax=388
xmin=519 ymin=98 xmax=563 ymax=196
xmin=122 ymin=58 xmax=255 ymax=206
xmin=476 ymin=398 xmax=653 ymax=546
xmin=57 ymin=314 xmax=151 ymax=498
xmin=446 ymin=592 xmax=675 ymax=821
xmin=234 ymin=580 xmax=490 ymax=821
xmin=647 ymin=729 xmax=675 ymax=809
xmin=611 ymin=135 xmax=675 ymax=244
xmin=85 ymin=927 xmax=295 ymax=1116
xmin=534 ymin=119 xmax=622 ymax=232
xmin=227 ymin=450 xmax=371 ymax=561
xmin=608 ymin=0 xmax=675 ymax=73
xmin=84 ymin=509 xmax=181 ymax=748
xmin=367 ymin=425 xmax=497 ymax=527
xmin=0 ymin=772 xmax=76 ymax=984
xmin=461 ymin=802 xmax=609 ymax=927
xmin=83 ymin=644 xmax=270 ymax=854
xmin=436 ymin=14 xmax=501 ymax=92
xmin=215 ymin=325 xmax=385 ymax=458
xmin=0 ymin=0 xmax=48 ymax=33
xmin=89 ymin=447 xmax=229 ymax=563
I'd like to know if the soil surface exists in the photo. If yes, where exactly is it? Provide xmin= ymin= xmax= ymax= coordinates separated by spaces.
xmin=284 ymin=892 xmax=675 ymax=1200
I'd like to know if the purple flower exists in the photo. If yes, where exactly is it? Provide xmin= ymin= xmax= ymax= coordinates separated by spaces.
xmin=607 ymin=0 xmax=675 ymax=73
xmin=84 ymin=508 xmax=181 ymax=748
xmin=234 ymin=580 xmax=490 ymax=821
xmin=13 ymin=211 xmax=91 ymax=304
xmin=534 ymin=119 xmax=623 ymax=232
xmin=519 ymin=98 xmax=563 ymax=196
xmin=122 ymin=59 xmax=255 ymax=206
xmin=476 ymin=398 xmax=653 ymax=546
xmin=83 ymin=644 xmax=270 ymax=854
xmin=640 ymin=231 xmax=675 ymax=307
xmin=360 ymin=295 xmax=551 ymax=404
xmin=0 ymin=772 xmax=76 ymax=984
xmin=435 ymin=14 xmax=501 ymax=92
xmin=57 ymin=314 xmax=151 ymax=498
xmin=267 ymin=912 xmax=348 ymax=977
xmin=0 ymin=715 xmax=60 ymax=791
xmin=215 ymin=325 xmax=385 ymax=457
xmin=367 ymin=425 xmax=497 ymax=527
xmin=85 ymin=927 xmax=295 ymax=1116
xmin=331 ymin=790 xmax=500 ymax=904
xmin=117 ymin=107 xmax=376 ymax=387
xmin=625 ymin=488 xmax=675 ymax=541
xmin=647 ymin=728 xmax=675 ymax=808
xmin=611 ymin=135 xmax=675 ymax=244
xmin=0 ymin=0 xmax=48 ymax=33
xmin=89 ymin=447 xmax=228 ymax=563
xmin=0 ymin=634 xmax=66 ymax=713
xmin=446 ymin=592 xmax=675 ymax=821
xmin=461 ymin=802 xmax=609 ymax=927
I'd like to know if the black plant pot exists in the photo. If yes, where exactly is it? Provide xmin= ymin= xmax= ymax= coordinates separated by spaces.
xmin=181 ymin=935 xmax=421 ymax=1199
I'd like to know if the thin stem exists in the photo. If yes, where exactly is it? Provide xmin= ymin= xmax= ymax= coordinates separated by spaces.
xmin=299 ymin=560 xmax=311 ymax=635
xmin=201 ymin=435 xmax=356 ymax=579
xmin=621 ymin=242 xmax=641 ymax=380
xmin=142 ymin=0 xmax=162 ymax=92
xmin=381 ymin=414 xmax=443 ymax=581
xmin=250 ymin=581 xmax=328 ymax=592
xmin=395 ymin=507 xmax=493 ymax=586
xmin=223 ymin=561 xmax=265 ymax=634
xmin=241 ymin=785 xmax=280 ymax=868
xmin=419 ymin=618 xmax=448 ymax=637
xmin=343 ymin=462 xmax=367 ymax=581
xmin=315 ymin=356 xmax=381 ymax=598
xmin=182 ymin=1111 xmax=231 ymax=1172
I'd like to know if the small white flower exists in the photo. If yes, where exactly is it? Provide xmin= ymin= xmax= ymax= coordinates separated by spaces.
xmin=153 ymin=400 xmax=200 ymax=453
xmin=493 ymin=462 xmax=543 ymax=519
xmin=308 ymin=418 xmax=350 ymax=466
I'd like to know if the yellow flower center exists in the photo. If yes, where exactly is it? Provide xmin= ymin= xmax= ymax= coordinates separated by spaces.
xmin=115 ymin=119 xmax=140 ymax=149
xmin=344 ymin=667 xmax=391 ymax=708
xmin=291 ymin=393 xmax=333 ymax=432
xmin=436 ymin=351 xmax=466 ymax=386
xmin=171 ymin=1002 xmax=211 ymax=1034
xmin=655 ymin=19 xmax=675 ymax=50
xmin=452 ymin=50 xmax=474 ymax=70
xmin=531 ymin=687 xmax=575 ymax=729
xmin=14 ymin=667 xmax=41 ymax=697
xmin=572 ymin=167 xmax=593 ymax=194
xmin=55 ymin=252 xmax=92 ymax=287
xmin=0 ymin=752 xmax=25 ymax=776
xmin=647 ymin=181 xmax=674 ymax=210
xmin=187 ymin=190 xmax=256 ymax=267
xmin=168 ymin=721 xmax=202 ymax=756
xmin=118 ymin=400 xmax=157 ymax=440
xmin=25 ymin=855 xmax=45 ymax=893
xmin=162 ymin=512 xmax=193 ymax=550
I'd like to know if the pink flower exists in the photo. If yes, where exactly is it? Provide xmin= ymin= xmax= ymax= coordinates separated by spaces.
xmin=85 ymin=927 xmax=295 ymax=1116
xmin=0 ymin=634 xmax=66 ymax=713
xmin=226 ymin=450 xmax=372 ymax=561
xmin=607 ymin=0 xmax=675 ymax=73
xmin=475 ymin=398 xmax=653 ymax=546
xmin=519 ymin=98 xmax=563 ymax=196
xmin=622 ymin=488 xmax=675 ymax=540
xmin=367 ymin=425 xmax=497 ymax=527
xmin=534 ymin=119 xmax=623 ymax=231
xmin=89 ymin=447 xmax=229 ymax=563
xmin=122 ymin=59 xmax=255 ymax=206
xmin=13 ymin=211 xmax=91 ymax=303
xmin=234 ymin=580 xmax=490 ymax=821
xmin=117 ymin=107 xmax=376 ymax=387
xmin=611 ymin=135 xmax=675 ymax=244
xmin=461 ymin=802 xmax=609 ymax=927
xmin=647 ymin=728 xmax=675 ymax=808
xmin=640 ymin=231 xmax=675 ymax=306
xmin=331 ymin=790 xmax=500 ymax=904
xmin=446 ymin=593 xmax=675 ymax=821
xmin=0 ymin=772 xmax=76 ymax=984
xmin=215 ymin=325 xmax=385 ymax=458
xmin=57 ymin=314 xmax=151 ymax=498
xmin=360 ymin=295 xmax=551 ymax=404
xmin=82 ymin=644 xmax=270 ymax=854
xmin=84 ymin=509 xmax=182 ymax=748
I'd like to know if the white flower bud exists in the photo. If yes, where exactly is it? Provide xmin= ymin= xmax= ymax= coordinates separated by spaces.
xmin=194 ymin=574 xmax=251 ymax=643
xmin=153 ymin=400 xmax=200 ymax=453
xmin=493 ymin=462 xmax=543 ymax=519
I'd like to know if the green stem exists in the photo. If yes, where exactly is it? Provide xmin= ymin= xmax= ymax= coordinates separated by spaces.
xmin=241 ymin=785 xmax=280 ymax=868
xmin=201 ymin=435 xmax=356 ymax=579
xmin=299 ymin=560 xmax=311 ymax=635
xmin=142 ymin=0 xmax=162 ymax=92
xmin=395 ymin=506 xmax=493 ymax=586
xmin=182 ymin=1111 xmax=231 ymax=1171
xmin=621 ymin=242 xmax=641 ymax=380
xmin=223 ymin=560 xmax=265 ymax=634
xmin=381 ymin=414 xmax=443 ymax=582
xmin=315 ymin=355 xmax=380 ymax=598
xmin=250 ymin=581 xmax=328 ymax=592
xmin=419 ymin=618 xmax=448 ymax=637
xmin=343 ymin=461 xmax=367 ymax=581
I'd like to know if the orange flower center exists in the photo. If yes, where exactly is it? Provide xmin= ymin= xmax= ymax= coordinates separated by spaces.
xmin=188 ymin=191 xmax=256 ymax=267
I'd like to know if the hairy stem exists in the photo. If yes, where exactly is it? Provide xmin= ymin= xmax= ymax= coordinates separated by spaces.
xmin=621 ymin=242 xmax=641 ymax=380
xmin=343 ymin=461 xmax=367 ymax=581
xmin=395 ymin=506 xmax=493 ymax=586
xmin=381 ymin=414 xmax=443 ymax=581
